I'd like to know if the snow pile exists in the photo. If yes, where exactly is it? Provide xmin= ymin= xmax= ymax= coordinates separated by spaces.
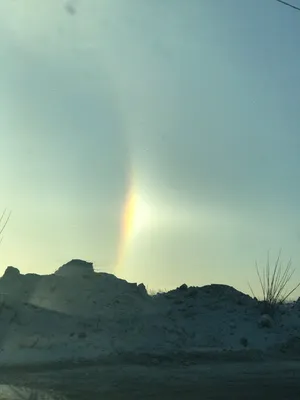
xmin=0 ymin=260 xmax=150 ymax=318
xmin=54 ymin=259 xmax=94 ymax=278
xmin=0 ymin=259 xmax=299 ymax=366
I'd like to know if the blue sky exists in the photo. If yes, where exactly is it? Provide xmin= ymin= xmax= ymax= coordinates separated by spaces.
xmin=0 ymin=0 xmax=300 ymax=295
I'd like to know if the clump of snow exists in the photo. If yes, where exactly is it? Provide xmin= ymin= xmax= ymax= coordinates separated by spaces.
xmin=3 ymin=266 xmax=20 ymax=278
xmin=0 ymin=261 xmax=300 ymax=366
xmin=258 ymin=314 xmax=273 ymax=328
xmin=55 ymin=259 xmax=94 ymax=278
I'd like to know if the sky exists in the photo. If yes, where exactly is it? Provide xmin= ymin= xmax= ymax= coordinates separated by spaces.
xmin=0 ymin=0 xmax=300 ymax=296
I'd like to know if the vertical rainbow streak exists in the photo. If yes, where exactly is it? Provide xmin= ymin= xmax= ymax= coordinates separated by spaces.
xmin=114 ymin=169 xmax=136 ymax=276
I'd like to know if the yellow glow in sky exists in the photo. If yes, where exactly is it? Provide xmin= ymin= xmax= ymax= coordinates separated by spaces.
xmin=115 ymin=170 xmax=155 ymax=277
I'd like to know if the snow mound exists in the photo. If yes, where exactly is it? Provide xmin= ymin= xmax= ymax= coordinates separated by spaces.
xmin=0 ymin=261 xmax=299 ymax=366
xmin=55 ymin=259 xmax=94 ymax=278
xmin=164 ymin=283 xmax=255 ymax=306
xmin=2 ymin=266 xmax=20 ymax=278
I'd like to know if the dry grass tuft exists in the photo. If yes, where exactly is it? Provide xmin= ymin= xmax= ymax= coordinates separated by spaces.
xmin=248 ymin=250 xmax=300 ymax=311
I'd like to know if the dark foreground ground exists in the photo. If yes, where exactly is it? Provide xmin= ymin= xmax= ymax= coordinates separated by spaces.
xmin=0 ymin=357 xmax=300 ymax=400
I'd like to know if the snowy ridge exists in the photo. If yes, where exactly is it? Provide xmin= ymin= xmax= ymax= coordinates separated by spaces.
xmin=0 ymin=259 xmax=299 ymax=366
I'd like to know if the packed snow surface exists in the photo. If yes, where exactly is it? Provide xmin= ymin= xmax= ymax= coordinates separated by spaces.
xmin=0 ymin=259 xmax=299 ymax=365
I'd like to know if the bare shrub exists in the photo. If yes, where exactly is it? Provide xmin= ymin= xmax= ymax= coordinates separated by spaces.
xmin=248 ymin=250 xmax=300 ymax=313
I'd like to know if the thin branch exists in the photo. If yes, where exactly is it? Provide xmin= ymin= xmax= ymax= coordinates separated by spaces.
xmin=276 ymin=0 xmax=300 ymax=11
xmin=0 ymin=209 xmax=11 ymax=236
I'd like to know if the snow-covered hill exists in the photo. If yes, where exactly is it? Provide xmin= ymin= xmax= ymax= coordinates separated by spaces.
xmin=0 ymin=259 xmax=299 ymax=366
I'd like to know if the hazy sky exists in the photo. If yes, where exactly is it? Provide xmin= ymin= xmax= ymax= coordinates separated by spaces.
xmin=1 ymin=0 xmax=300 ymax=296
